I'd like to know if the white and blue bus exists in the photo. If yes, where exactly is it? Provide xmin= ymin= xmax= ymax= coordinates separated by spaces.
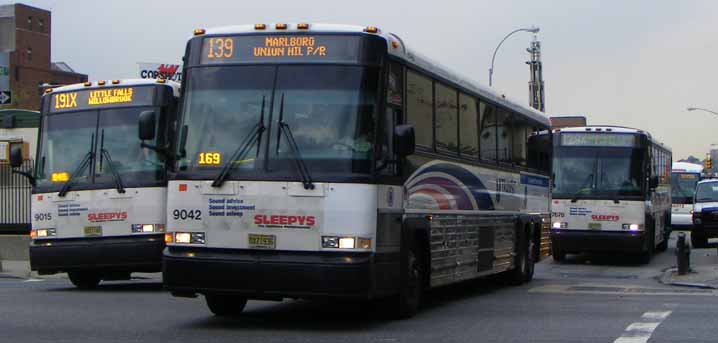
xmin=10 ymin=79 xmax=180 ymax=288
xmin=548 ymin=126 xmax=671 ymax=262
xmin=159 ymin=23 xmax=552 ymax=317
xmin=671 ymin=162 xmax=703 ymax=231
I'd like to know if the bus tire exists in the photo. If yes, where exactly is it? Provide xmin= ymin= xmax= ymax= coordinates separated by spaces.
xmin=639 ymin=227 xmax=654 ymax=264
xmin=656 ymin=216 xmax=669 ymax=252
xmin=205 ymin=294 xmax=248 ymax=317
xmin=503 ymin=224 xmax=534 ymax=285
xmin=551 ymin=246 xmax=566 ymax=262
xmin=68 ymin=271 xmax=101 ymax=289
xmin=397 ymin=237 xmax=425 ymax=319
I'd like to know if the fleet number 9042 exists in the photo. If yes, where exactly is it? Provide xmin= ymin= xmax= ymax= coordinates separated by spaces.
xmin=173 ymin=209 xmax=202 ymax=220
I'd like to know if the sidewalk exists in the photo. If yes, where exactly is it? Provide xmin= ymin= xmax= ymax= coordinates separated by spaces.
xmin=659 ymin=244 xmax=718 ymax=289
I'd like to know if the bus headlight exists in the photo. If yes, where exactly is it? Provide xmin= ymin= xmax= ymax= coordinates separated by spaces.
xmin=172 ymin=232 xmax=206 ymax=244
xmin=33 ymin=228 xmax=56 ymax=238
xmin=622 ymin=224 xmax=642 ymax=231
xmin=131 ymin=224 xmax=166 ymax=233
xmin=552 ymin=222 xmax=567 ymax=229
xmin=322 ymin=236 xmax=371 ymax=249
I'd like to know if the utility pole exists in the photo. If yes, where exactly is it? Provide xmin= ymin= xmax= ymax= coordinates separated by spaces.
xmin=526 ymin=35 xmax=545 ymax=112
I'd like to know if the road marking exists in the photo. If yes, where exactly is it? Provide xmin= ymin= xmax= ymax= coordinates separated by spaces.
xmin=613 ymin=310 xmax=672 ymax=343
xmin=23 ymin=278 xmax=45 ymax=282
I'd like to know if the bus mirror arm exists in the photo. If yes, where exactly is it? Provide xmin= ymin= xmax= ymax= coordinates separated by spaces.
xmin=9 ymin=145 xmax=35 ymax=187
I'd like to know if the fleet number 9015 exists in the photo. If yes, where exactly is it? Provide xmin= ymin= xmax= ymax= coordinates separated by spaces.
xmin=173 ymin=209 xmax=202 ymax=220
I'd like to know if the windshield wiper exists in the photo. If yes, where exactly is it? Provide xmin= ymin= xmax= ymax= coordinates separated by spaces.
xmin=58 ymin=134 xmax=95 ymax=197
xmin=98 ymin=129 xmax=126 ymax=194
xmin=570 ymin=173 xmax=594 ymax=203
xmin=211 ymin=96 xmax=266 ymax=188
xmin=275 ymin=94 xmax=314 ymax=190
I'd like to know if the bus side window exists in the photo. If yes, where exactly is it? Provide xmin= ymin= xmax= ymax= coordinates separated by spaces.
xmin=496 ymin=109 xmax=512 ymax=163
xmin=480 ymin=101 xmax=497 ymax=162
xmin=406 ymin=70 xmax=433 ymax=149
xmin=458 ymin=93 xmax=479 ymax=159
xmin=435 ymin=82 xmax=458 ymax=155
xmin=511 ymin=116 xmax=533 ymax=167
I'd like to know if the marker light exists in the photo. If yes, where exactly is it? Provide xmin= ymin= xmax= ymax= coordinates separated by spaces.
xmin=44 ymin=88 xmax=53 ymax=93
xmin=30 ymin=230 xmax=37 ymax=239
xmin=156 ymin=78 xmax=166 ymax=84
xmin=339 ymin=237 xmax=355 ymax=249
xmin=357 ymin=237 xmax=372 ymax=250
xmin=193 ymin=28 xmax=206 ymax=35
xmin=552 ymin=222 xmax=568 ymax=229
xmin=275 ymin=23 xmax=287 ymax=30
xmin=297 ymin=23 xmax=309 ymax=30
xmin=83 ymin=81 xmax=92 ymax=87
xmin=111 ymin=80 xmax=120 ymax=85
xmin=255 ymin=23 xmax=266 ymax=30
xmin=391 ymin=41 xmax=400 ymax=49
xmin=364 ymin=26 xmax=379 ymax=33
xmin=97 ymin=80 xmax=106 ymax=86
xmin=622 ymin=224 xmax=641 ymax=231
xmin=164 ymin=233 xmax=173 ymax=243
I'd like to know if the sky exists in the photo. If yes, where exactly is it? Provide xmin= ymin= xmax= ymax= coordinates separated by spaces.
xmin=16 ymin=0 xmax=718 ymax=159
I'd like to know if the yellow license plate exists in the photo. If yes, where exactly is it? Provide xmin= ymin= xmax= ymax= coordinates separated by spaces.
xmin=84 ymin=226 xmax=102 ymax=236
xmin=248 ymin=234 xmax=275 ymax=249
xmin=588 ymin=223 xmax=602 ymax=230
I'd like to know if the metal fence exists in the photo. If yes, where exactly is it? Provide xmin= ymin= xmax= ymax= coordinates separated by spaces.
xmin=0 ymin=160 xmax=33 ymax=234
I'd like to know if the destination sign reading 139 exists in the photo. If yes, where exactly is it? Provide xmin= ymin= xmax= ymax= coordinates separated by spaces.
xmin=199 ymin=35 xmax=361 ymax=64
xmin=49 ymin=87 xmax=154 ymax=113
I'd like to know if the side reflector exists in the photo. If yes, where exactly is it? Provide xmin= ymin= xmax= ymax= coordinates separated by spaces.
xmin=178 ymin=184 xmax=188 ymax=192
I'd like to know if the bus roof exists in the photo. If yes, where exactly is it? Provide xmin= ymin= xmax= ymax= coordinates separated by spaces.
xmin=550 ymin=125 xmax=671 ymax=152
xmin=672 ymin=162 xmax=703 ymax=173
xmin=47 ymin=79 xmax=180 ymax=97
xmin=199 ymin=23 xmax=550 ymax=127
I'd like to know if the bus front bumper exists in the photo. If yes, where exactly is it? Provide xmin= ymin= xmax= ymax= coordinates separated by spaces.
xmin=551 ymin=229 xmax=648 ymax=254
xmin=672 ymin=213 xmax=693 ymax=230
xmin=30 ymin=235 xmax=165 ymax=275
xmin=163 ymin=247 xmax=376 ymax=300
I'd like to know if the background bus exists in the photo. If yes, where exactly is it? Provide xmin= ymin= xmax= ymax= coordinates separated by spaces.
xmin=671 ymin=162 xmax=703 ymax=231
xmin=549 ymin=126 xmax=671 ymax=263
xmin=160 ymin=23 xmax=552 ymax=318
xmin=10 ymin=79 xmax=179 ymax=288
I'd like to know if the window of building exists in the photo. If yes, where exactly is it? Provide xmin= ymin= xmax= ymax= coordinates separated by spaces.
xmin=27 ymin=16 xmax=32 ymax=30
xmin=480 ymin=101 xmax=497 ymax=162
xmin=26 ymin=47 xmax=32 ymax=62
xmin=435 ymin=82 xmax=458 ymax=154
xmin=406 ymin=70 xmax=433 ymax=148
xmin=497 ymin=109 xmax=512 ymax=163
xmin=39 ymin=19 xmax=45 ymax=32
xmin=459 ymin=93 xmax=479 ymax=159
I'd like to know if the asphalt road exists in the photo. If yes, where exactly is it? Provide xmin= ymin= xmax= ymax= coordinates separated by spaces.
xmin=1 ymin=232 xmax=717 ymax=343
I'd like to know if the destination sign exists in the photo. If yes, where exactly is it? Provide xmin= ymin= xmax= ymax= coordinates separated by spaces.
xmin=48 ymin=86 xmax=155 ymax=113
xmin=561 ymin=133 xmax=638 ymax=147
xmin=199 ymin=35 xmax=362 ymax=64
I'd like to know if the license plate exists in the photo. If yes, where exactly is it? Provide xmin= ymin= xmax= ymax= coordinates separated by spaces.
xmin=248 ymin=234 xmax=275 ymax=249
xmin=588 ymin=223 xmax=602 ymax=230
xmin=84 ymin=226 xmax=102 ymax=237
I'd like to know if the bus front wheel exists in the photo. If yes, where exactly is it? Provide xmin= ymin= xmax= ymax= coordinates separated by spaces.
xmin=397 ymin=241 xmax=425 ymax=319
xmin=205 ymin=294 xmax=248 ymax=317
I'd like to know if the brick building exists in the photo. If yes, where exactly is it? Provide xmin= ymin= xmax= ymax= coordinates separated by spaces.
xmin=0 ymin=3 xmax=87 ymax=111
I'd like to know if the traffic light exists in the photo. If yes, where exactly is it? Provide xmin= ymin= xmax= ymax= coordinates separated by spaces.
xmin=705 ymin=158 xmax=712 ymax=170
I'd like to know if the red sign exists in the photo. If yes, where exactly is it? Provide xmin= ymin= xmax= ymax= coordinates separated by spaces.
xmin=591 ymin=215 xmax=619 ymax=221
xmin=254 ymin=215 xmax=316 ymax=227
xmin=88 ymin=211 xmax=128 ymax=222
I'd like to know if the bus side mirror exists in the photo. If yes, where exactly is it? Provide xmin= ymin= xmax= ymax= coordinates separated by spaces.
xmin=395 ymin=124 xmax=415 ymax=157
xmin=649 ymin=176 xmax=659 ymax=189
xmin=138 ymin=111 xmax=156 ymax=141
xmin=9 ymin=144 xmax=23 ymax=168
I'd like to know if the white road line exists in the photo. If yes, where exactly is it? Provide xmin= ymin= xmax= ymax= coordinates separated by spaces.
xmin=23 ymin=278 xmax=45 ymax=282
xmin=613 ymin=310 xmax=672 ymax=343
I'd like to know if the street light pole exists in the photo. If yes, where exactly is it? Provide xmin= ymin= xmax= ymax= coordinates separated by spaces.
xmin=489 ymin=26 xmax=540 ymax=87
xmin=687 ymin=107 xmax=718 ymax=116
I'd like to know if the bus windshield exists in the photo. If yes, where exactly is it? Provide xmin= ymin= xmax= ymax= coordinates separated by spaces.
xmin=36 ymin=107 xmax=164 ymax=190
xmin=177 ymin=65 xmax=378 ymax=180
xmin=553 ymin=146 xmax=645 ymax=199
xmin=671 ymin=172 xmax=700 ymax=204
xmin=695 ymin=182 xmax=718 ymax=203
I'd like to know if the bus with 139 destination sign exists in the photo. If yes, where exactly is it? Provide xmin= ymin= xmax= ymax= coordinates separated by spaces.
xmin=547 ymin=126 xmax=671 ymax=263
xmin=670 ymin=161 xmax=703 ymax=231
xmin=10 ymin=79 xmax=180 ymax=289
xmin=159 ymin=23 xmax=553 ymax=318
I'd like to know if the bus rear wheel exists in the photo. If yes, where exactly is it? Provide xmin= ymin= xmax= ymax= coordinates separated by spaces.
xmin=68 ymin=271 xmax=101 ymax=289
xmin=205 ymin=294 xmax=248 ymax=317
